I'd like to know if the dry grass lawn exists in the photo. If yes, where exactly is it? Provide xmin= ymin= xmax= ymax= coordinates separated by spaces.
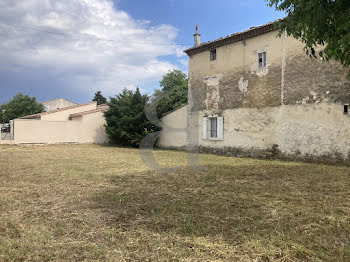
xmin=0 ymin=144 xmax=350 ymax=261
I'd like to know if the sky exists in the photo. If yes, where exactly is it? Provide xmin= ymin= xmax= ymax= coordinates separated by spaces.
xmin=0 ymin=0 xmax=284 ymax=105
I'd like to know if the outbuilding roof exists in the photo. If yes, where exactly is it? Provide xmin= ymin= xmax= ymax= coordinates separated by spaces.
xmin=69 ymin=105 xmax=108 ymax=119
xmin=184 ymin=21 xmax=279 ymax=56
xmin=18 ymin=102 xmax=97 ymax=119
xmin=161 ymin=103 xmax=187 ymax=118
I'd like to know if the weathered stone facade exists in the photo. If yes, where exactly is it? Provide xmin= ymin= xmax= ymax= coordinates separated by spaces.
xmin=159 ymin=23 xmax=350 ymax=163
xmin=188 ymin=26 xmax=350 ymax=161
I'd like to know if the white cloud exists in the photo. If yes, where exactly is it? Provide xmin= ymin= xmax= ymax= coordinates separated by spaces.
xmin=0 ymin=0 xmax=185 ymax=97
xmin=179 ymin=58 xmax=188 ymax=67
xmin=178 ymin=58 xmax=189 ymax=72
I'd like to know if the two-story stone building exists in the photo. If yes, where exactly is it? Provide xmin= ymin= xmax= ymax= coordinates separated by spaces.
xmin=158 ymin=22 xmax=350 ymax=162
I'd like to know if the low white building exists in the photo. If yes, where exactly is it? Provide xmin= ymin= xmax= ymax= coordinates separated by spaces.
xmin=1 ymin=101 xmax=109 ymax=144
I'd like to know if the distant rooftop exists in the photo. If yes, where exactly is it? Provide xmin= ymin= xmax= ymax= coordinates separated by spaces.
xmin=41 ymin=98 xmax=78 ymax=105
xmin=18 ymin=102 xmax=96 ymax=119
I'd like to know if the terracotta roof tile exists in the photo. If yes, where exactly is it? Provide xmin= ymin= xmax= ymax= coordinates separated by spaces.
xmin=184 ymin=20 xmax=281 ymax=56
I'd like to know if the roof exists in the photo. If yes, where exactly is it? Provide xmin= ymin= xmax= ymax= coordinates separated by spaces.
xmin=18 ymin=102 xmax=97 ymax=119
xmin=161 ymin=103 xmax=187 ymax=118
xmin=184 ymin=21 xmax=279 ymax=56
xmin=41 ymin=98 xmax=78 ymax=105
xmin=69 ymin=105 xmax=108 ymax=119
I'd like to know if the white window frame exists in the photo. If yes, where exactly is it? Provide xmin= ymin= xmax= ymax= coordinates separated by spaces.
xmin=202 ymin=117 xmax=208 ymax=140
xmin=258 ymin=52 xmax=267 ymax=68
xmin=202 ymin=116 xmax=223 ymax=141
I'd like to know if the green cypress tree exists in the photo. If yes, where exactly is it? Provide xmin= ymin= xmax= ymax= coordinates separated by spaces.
xmin=104 ymin=88 xmax=155 ymax=147
xmin=92 ymin=91 xmax=107 ymax=105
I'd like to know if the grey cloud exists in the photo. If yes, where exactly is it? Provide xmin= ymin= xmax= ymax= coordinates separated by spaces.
xmin=0 ymin=0 xmax=183 ymax=99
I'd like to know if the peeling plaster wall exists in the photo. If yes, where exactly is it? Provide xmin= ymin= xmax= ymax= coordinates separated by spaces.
xmin=197 ymin=107 xmax=278 ymax=150
xmin=195 ymin=104 xmax=350 ymax=159
xmin=278 ymin=104 xmax=350 ymax=158
xmin=186 ymin=29 xmax=350 ymax=161
xmin=188 ymin=30 xmax=284 ymax=113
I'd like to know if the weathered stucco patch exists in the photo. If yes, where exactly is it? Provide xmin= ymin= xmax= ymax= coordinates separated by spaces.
xmin=284 ymin=54 xmax=350 ymax=105
xmin=204 ymin=74 xmax=222 ymax=86
xmin=238 ymin=76 xmax=248 ymax=97
xmin=205 ymin=86 xmax=219 ymax=110
xmin=310 ymin=90 xmax=317 ymax=100
xmin=301 ymin=96 xmax=310 ymax=104
xmin=255 ymin=66 xmax=269 ymax=77
xmin=204 ymin=74 xmax=222 ymax=110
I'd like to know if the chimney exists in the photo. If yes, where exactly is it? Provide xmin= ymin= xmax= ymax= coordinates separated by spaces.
xmin=193 ymin=24 xmax=201 ymax=47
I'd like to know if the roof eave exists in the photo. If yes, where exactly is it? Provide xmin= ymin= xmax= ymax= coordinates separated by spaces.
xmin=17 ymin=115 xmax=41 ymax=120
xmin=69 ymin=106 xmax=108 ymax=119
xmin=184 ymin=21 xmax=279 ymax=56
xmin=161 ymin=103 xmax=187 ymax=118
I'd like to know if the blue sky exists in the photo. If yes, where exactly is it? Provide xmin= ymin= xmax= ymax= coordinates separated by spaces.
xmin=0 ymin=0 xmax=284 ymax=105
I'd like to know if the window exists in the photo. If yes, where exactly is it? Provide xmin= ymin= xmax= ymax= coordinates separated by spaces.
xmin=202 ymin=116 xmax=223 ymax=141
xmin=210 ymin=117 xmax=217 ymax=138
xmin=258 ymin=52 xmax=267 ymax=68
xmin=344 ymin=105 xmax=349 ymax=115
xmin=210 ymin=49 xmax=217 ymax=61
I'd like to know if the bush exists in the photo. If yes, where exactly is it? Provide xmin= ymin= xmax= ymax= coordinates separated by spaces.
xmin=104 ymin=88 xmax=156 ymax=147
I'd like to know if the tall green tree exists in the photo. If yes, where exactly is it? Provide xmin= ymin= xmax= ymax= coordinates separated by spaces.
xmin=104 ymin=88 xmax=155 ymax=147
xmin=152 ymin=70 xmax=188 ymax=117
xmin=0 ymin=93 xmax=44 ymax=123
xmin=267 ymin=0 xmax=350 ymax=75
xmin=92 ymin=91 xmax=107 ymax=105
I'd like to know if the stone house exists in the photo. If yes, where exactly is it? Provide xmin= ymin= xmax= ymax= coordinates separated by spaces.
xmin=158 ymin=22 xmax=350 ymax=161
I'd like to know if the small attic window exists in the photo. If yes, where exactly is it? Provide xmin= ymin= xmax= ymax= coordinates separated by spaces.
xmin=344 ymin=105 xmax=349 ymax=115
xmin=210 ymin=49 xmax=217 ymax=61
xmin=258 ymin=52 xmax=267 ymax=68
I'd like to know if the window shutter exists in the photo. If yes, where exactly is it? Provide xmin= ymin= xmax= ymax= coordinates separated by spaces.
xmin=202 ymin=117 xmax=208 ymax=140
xmin=217 ymin=116 xmax=223 ymax=140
